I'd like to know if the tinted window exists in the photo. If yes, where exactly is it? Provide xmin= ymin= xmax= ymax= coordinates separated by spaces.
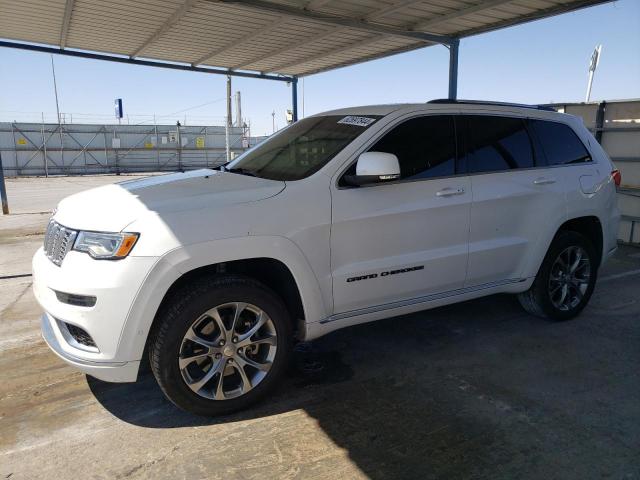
xmin=462 ymin=116 xmax=534 ymax=173
xmin=368 ymin=115 xmax=456 ymax=180
xmin=529 ymin=120 xmax=591 ymax=165
xmin=228 ymin=115 xmax=381 ymax=181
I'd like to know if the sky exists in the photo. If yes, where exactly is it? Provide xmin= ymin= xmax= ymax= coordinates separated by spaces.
xmin=0 ymin=0 xmax=638 ymax=136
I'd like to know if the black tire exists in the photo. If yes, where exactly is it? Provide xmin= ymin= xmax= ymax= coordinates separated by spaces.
xmin=149 ymin=275 xmax=292 ymax=416
xmin=518 ymin=231 xmax=598 ymax=321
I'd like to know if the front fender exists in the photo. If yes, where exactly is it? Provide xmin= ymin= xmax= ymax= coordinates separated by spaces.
xmin=116 ymin=235 xmax=327 ymax=362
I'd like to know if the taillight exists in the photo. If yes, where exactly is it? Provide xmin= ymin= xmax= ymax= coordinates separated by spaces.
xmin=611 ymin=169 xmax=621 ymax=187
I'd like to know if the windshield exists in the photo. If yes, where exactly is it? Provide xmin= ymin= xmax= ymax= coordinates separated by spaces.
xmin=226 ymin=115 xmax=382 ymax=181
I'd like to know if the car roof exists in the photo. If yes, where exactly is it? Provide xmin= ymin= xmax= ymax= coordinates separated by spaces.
xmin=312 ymin=104 xmax=418 ymax=116
xmin=313 ymin=101 xmax=579 ymax=125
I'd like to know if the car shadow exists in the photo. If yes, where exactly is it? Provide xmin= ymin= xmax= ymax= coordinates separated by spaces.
xmin=86 ymin=337 xmax=357 ymax=429
xmin=87 ymin=288 xmax=640 ymax=478
xmin=89 ymin=295 xmax=528 ymax=432
xmin=88 ymin=294 xmax=531 ymax=461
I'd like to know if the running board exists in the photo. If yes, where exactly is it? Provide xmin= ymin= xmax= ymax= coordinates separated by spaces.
xmin=321 ymin=278 xmax=525 ymax=324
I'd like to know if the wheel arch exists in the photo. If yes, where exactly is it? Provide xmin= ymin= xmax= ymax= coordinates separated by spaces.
xmin=556 ymin=215 xmax=604 ymax=267
xmin=521 ymin=214 xmax=605 ymax=282
xmin=118 ymin=236 xmax=328 ymax=366
xmin=155 ymin=257 xmax=305 ymax=330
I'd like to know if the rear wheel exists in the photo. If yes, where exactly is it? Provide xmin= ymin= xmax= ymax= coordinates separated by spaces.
xmin=149 ymin=275 xmax=291 ymax=416
xmin=518 ymin=231 xmax=598 ymax=321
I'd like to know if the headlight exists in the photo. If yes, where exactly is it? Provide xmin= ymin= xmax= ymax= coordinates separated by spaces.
xmin=73 ymin=231 xmax=139 ymax=259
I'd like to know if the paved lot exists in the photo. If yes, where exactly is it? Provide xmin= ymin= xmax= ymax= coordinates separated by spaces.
xmin=1 ymin=175 xmax=639 ymax=479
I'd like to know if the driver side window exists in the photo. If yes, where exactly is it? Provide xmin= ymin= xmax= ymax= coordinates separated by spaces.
xmin=372 ymin=115 xmax=457 ymax=180
xmin=339 ymin=115 xmax=458 ymax=186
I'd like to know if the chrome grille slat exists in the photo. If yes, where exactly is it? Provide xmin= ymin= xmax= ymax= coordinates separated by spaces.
xmin=43 ymin=221 xmax=78 ymax=266
xmin=44 ymin=221 xmax=55 ymax=256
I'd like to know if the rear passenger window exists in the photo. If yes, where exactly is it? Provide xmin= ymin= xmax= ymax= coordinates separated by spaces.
xmin=462 ymin=116 xmax=534 ymax=173
xmin=528 ymin=120 xmax=591 ymax=165
xmin=369 ymin=115 xmax=456 ymax=180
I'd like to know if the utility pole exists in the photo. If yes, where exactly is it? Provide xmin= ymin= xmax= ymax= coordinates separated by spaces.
xmin=272 ymin=110 xmax=276 ymax=134
xmin=51 ymin=55 xmax=61 ymax=125
xmin=51 ymin=55 xmax=65 ymax=171
xmin=235 ymin=91 xmax=242 ymax=128
xmin=225 ymin=75 xmax=231 ymax=162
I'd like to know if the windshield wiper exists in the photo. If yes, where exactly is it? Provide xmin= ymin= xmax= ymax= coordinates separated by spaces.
xmin=226 ymin=167 xmax=257 ymax=177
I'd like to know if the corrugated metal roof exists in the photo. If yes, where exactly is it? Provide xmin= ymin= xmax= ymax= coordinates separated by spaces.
xmin=0 ymin=0 xmax=609 ymax=77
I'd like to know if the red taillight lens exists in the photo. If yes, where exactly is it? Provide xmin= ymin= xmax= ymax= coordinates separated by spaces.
xmin=611 ymin=169 xmax=621 ymax=187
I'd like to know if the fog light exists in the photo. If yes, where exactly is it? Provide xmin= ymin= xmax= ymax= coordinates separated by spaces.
xmin=54 ymin=290 xmax=97 ymax=307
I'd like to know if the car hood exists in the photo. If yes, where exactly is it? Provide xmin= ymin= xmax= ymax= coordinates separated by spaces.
xmin=54 ymin=169 xmax=286 ymax=232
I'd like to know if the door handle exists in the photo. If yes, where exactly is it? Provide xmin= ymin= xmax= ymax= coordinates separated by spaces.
xmin=436 ymin=187 xmax=465 ymax=197
xmin=533 ymin=177 xmax=556 ymax=185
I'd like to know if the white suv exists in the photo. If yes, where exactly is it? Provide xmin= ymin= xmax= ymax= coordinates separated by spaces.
xmin=33 ymin=100 xmax=621 ymax=416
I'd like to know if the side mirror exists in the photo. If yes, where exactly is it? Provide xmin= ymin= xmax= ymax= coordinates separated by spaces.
xmin=344 ymin=152 xmax=401 ymax=186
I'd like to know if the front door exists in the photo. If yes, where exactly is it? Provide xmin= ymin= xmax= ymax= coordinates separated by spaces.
xmin=330 ymin=115 xmax=471 ymax=314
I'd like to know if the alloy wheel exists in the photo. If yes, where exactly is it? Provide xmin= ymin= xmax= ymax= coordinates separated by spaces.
xmin=178 ymin=302 xmax=277 ymax=400
xmin=548 ymin=246 xmax=591 ymax=311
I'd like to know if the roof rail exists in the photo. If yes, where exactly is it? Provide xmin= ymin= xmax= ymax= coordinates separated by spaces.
xmin=427 ymin=99 xmax=556 ymax=112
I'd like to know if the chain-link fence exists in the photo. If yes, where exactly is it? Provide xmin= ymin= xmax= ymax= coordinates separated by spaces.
xmin=0 ymin=122 xmax=248 ymax=176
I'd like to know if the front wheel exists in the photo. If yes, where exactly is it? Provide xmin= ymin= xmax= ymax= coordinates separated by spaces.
xmin=518 ymin=231 xmax=598 ymax=321
xmin=149 ymin=275 xmax=292 ymax=416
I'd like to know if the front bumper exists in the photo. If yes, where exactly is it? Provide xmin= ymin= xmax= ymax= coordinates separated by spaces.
xmin=33 ymin=247 xmax=158 ymax=381
xmin=41 ymin=313 xmax=140 ymax=382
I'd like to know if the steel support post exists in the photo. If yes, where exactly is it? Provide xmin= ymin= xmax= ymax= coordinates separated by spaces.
xmin=226 ymin=75 xmax=232 ymax=162
xmin=595 ymin=101 xmax=606 ymax=144
xmin=0 ymin=151 xmax=9 ymax=215
xmin=448 ymin=39 xmax=459 ymax=100
xmin=292 ymin=76 xmax=299 ymax=122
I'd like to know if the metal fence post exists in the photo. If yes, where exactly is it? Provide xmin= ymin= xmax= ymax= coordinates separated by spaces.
xmin=59 ymin=123 xmax=65 ymax=174
xmin=204 ymin=126 xmax=209 ymax=168
xmin=103 ymin=129 xmax=109 ymax=173
xmin=11 ymin=122 xmax=18 ymax=175
xmin=114 ymin=127 xmax=120 ymax=175
xmin=41 ymin=116 xmax=48 ymax=177
xmin=177 ymin=124 xmax=183 ymax=171
xmin=0 ymin=151 xmax=9 ymax=214
xmin=154 ymin=119 xmax=160 ymax=170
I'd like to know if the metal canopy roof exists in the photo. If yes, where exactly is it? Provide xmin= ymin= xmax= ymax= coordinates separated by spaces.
xmin=0 ymin=0 xmax=609 ymax=78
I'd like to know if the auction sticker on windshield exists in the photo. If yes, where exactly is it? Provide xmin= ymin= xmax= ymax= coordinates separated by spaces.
xmin=337 ymin=116 xmax=377 ymax=127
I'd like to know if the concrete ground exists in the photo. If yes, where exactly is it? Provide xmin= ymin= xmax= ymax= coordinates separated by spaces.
xmin=1 ymin=175 xmax=639 ymax=479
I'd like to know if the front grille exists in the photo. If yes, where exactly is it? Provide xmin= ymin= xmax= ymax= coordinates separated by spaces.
xmin=44 ymin=220 xmax=78 ymax=266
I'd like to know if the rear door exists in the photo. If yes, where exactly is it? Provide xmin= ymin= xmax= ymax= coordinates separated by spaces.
xmin=461 ymin=114 xmax=568 ymax=287
xmin=330 ymin=114 xmax=471 ymax=314
xmin=528 ymin=118 xmax=598 ymax=213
